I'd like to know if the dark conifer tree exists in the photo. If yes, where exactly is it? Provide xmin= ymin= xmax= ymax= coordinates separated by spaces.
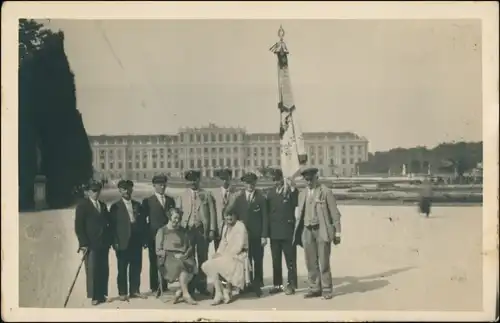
xmin=18 ymin=19 xmax=93 ymax=210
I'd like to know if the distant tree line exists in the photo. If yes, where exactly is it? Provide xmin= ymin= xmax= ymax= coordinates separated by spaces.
xmin=19 ymin=19 xmax=93 ymax=210
xmin=357 ymin=141 xmax=482 ymax=178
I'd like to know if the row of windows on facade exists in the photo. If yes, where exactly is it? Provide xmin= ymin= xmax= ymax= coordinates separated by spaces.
xmin=101 ymin=166 xmax=357 ymax=181
xmin=95 ymin=133 xmax=242 ymax=145
xmin=98 ymin=156 xmax=364 ymax=171
xmin=97 ymin=145 xmax=366 ymax=160
xmin=93 ymin=132 xmax=361 ymax=145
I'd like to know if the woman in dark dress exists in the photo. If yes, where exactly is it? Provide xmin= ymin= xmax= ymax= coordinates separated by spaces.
xmin=155 ymin=208 xmax=197 ymax=305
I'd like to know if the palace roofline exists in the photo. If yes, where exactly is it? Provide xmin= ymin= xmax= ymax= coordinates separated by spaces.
xmin=88 ymin=131 xmax=368 ymax=141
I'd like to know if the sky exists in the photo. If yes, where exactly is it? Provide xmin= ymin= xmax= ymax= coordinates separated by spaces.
xmin=43 ymin=19 xmax=483 ymax=152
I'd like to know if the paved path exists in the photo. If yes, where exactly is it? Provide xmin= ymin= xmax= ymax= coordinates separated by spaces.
xmin=19 ymin=205 xmax=483 ymax=312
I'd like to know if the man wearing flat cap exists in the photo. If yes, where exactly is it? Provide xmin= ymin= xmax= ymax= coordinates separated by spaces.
xmin=292 ymin=167 xmax=342 ymax=300
xmin=178 ymin=169 xmax=216 ymax=296
xmin=141 ymin=174 xmax=177 ymax=294
xmin=74 ymin=180 xmax=112 ymax=306
xmin=109 ymin=180 xmax=148 ymax=301
xmin=225 ymin=171 xmax=269 ymax=297
xmin=266 ymin=168 xmax=299 ymax=295
xmin=213 ymin=168 xmax=237 ymax=251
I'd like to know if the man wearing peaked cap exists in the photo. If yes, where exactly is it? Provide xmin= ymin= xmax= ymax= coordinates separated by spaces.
xmin=117 ymin=179 xmax=134 ymax=190
xmin=184 ymin=169 xmax=202 ymax=182
xmin=142 ymin=173 xmax=176 ymax=295
xmin=178 ymin=169 xmax=216 ymax=296
xmin=240 ymin=171 xmax=258 ymax=183
xmin=74 ymin=179 xmax=112 ymax=306
xmin=109 ymin=178 xmax=148 ymax=301
xmin=87 ymin=180 xmax=103 ymax=191
xmin=216 ymin=168 xmax=232 ymax=180
xmin=213 ymin=168 xmax=236 ymax=251
xmin=266 ymin=168 xmax=299 ymax=295
xmin=292 ymin=165 xmax=342 ymax=300
xmin=271 ymin=168 xmax=284 ymax=181
xmin=300 ymin=167 xmax=319 ymax=178
xmin=225 ymin=170 xmax=269 ymax=296
xmin=152 ymin=174 xmax=168 ymax=185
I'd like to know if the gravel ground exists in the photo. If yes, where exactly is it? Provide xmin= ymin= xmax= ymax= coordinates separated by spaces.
xmin=19 ymin=202 xmax=483 ymax=314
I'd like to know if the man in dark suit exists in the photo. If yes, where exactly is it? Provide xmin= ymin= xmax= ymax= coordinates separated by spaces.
xmin=266 ymin=168 xmax=299 ymax=295
xmin=213 ymin=168 xmax=237 ymax=251
xmin=225 ymin=172 xmax=269 ymax=297
xmin=74 ymin=181 xmax=112 ymax=306
xmin=141 ymin=174 xmax=176 ymax=294
xmin=178 ymin=169 xmax=216 ymax=296
xmin=109 ymin=180 xmax=148 ymax=301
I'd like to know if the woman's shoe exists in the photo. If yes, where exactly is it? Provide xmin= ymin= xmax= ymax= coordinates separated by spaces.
xmin=183 ymin=296 xmax=198 ymax=305
xmin=222 ymin=289 xmax=232 ymax=304
xmin=211 ymin=296 xmax=224 ymax=306
xmin=172 ymin=289 xmax=183 ymax=304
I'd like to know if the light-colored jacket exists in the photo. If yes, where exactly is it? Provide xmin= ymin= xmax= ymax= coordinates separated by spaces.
xmin=177 ymin=188 xmax=217 ymax=236
xmin=213 ymin=186 xmax=237 ymax=237
xmin=216 ymin=220 xmax=252 ymax=289
xmin=292 ymin=184 xmax=342 ymax=246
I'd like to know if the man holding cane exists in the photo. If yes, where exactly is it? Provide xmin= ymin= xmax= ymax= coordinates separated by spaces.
xmin=74 ymin=180 xmax=113 ymax=306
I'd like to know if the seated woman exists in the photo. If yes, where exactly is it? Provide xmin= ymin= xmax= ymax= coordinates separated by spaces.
xmin=201 ymin=212 xmax=250 ymax=306
xmin=156 ymin=208 xmax=197 ymax=305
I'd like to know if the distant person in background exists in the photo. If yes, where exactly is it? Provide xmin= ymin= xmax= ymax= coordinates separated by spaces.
xmin=109 ymin=180 xmax=148 ymax=301
xmin=74 ymin=180 xmax=112 ymax=306
xmin=156 ymin=208 xmax=197 ymax=305
xmin=141 ymin=174 xmax=176 ymax=295
xmin=419 ymin=176 xmax=433 ymax=217
xmin=213 ymin=168 xmax=237 ymax=251
xmin=293 ymin=167 xmax=342 ymax=300
xmin=178 ymin=170 xmax=216 ymax=297
xmin=266 ymin=168 xmax=299 ymax=295
xmin=225 ymin=172 xmax=269 ymax=297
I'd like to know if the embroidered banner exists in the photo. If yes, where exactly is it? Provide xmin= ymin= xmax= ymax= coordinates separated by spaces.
xmin=270 ymin=26 xmax=307 ymax=179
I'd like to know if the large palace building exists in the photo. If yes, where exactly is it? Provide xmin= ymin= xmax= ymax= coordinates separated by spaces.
xmin=89 ymin=124 xmax=369 ymax=181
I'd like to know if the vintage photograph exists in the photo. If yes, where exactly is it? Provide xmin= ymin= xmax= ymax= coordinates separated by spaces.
xmin=2 ymin=1 xmax=498 ymax=322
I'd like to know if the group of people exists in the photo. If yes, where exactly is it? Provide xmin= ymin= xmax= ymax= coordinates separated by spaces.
xmin=74 ymin=166 xmax=343 ymax=306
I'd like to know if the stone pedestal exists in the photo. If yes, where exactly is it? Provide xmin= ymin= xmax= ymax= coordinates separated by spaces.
xmin=34 ymin=175 xmax=47 ymax=210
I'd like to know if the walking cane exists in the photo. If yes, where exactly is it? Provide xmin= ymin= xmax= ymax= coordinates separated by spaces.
xmin=63 ymin=248 xmax=89 ymax=308
xmin=156 ymin=267 xmax=163 ymax=299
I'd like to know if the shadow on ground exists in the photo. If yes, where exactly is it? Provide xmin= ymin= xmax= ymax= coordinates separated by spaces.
xmin=257 ymin=266 xmax=415 ymax=298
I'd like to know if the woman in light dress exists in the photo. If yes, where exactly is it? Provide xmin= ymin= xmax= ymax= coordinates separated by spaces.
xmin=201 ymin=212 xmax=251 ymax=305
xmin=156 ymin=208 xmax=197 ymax=305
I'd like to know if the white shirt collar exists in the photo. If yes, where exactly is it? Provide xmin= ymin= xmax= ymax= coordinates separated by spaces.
xmin=122 ymin=198 xmax=132 ymax=204
xmin=190 ymin=189 xmax=200 ymax=200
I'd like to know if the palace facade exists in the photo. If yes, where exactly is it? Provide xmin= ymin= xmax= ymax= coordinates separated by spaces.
xmin=89 ymin=124 xmax=369 ymax=181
